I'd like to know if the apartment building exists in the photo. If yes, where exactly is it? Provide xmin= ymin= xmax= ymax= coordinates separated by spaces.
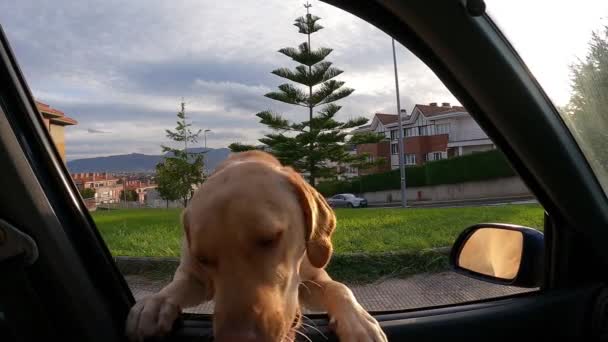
xmin=354 ymin=102 xmax=495 ymax=172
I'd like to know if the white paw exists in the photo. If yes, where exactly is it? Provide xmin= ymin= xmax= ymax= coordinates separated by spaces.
xmin=330 ymin=303 xmax=387 ymax=342
xmin=125 ymin=294 xmax=181 ymax=341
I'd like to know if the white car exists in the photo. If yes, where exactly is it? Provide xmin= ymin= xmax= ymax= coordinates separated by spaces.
xmin=326 ymin=193 xmax=368 ymax=208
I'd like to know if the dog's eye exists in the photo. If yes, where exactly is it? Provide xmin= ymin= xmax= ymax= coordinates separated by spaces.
xmin=257 ymin=231 xmax=282 ymax=248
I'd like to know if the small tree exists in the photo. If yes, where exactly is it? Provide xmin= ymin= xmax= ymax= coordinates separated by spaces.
xmin=231 ymin=3 xmax=383 ymax=186
xmin=228 ymin=142 xmax=259 ymax=152
xmin=120 ymin=189 xmax=138 ymax=202
xmin=156 ymin=100 xmax=205 ymax=207
xmin=80 ymin=187 xmax=95 ymax=199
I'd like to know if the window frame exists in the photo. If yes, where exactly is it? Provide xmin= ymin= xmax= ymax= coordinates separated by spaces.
xmin=405 ymin=153 xmax=417 ymax=165
xmin=5 ymin=0 xmax=608 ymax=339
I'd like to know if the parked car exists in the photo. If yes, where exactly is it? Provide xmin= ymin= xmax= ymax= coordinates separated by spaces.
xmin=326 ymin=193 xmax=368 ymax=208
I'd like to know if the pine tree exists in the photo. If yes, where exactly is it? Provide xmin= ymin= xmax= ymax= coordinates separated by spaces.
xmin=232 ymin=3 xmax=384 ymax=186
xmin=155 ymin=100 xmax=205 ymax=207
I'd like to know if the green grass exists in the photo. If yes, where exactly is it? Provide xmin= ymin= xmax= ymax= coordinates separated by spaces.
xmin=93 ymin=204 xmax=544 ymax=257
xmin=94 ymin=205 xmax=544 ymax=283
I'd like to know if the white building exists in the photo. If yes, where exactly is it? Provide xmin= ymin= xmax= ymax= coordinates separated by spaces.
xmin=354 ymin=102 xmax=495 ymax=170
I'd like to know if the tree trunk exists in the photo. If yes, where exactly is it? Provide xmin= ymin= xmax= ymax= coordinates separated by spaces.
xmin=308 ymin=28 xmax=315 ymax=187
xmin=166 ymin=199 xmax=169 ymax=209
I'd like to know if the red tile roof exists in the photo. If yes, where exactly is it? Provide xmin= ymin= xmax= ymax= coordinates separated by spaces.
xmin=374 ymin=113 xmax=398 ymax=125
xmin=372 ymin=104 xmax=467 ymax=126
xmin=415 ymin=104 xmax=467 ymax=117
xmin=36 ymin=100 xmax=78 ymax=126
xmin=124 ymin=180 xmax=156 ymax=190
xmin=71 ymin=173 xmax=119 ymax=183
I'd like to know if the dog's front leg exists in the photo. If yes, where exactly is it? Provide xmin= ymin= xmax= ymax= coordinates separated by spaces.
xmin=126 ymin=264 xmax=213 ymax=341
xmin=299 ymin=265 xmax=387 ymax=342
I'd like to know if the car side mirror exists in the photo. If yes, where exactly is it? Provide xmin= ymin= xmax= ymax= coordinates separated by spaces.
xmin=450 ymin=223 xmax=544 ymax=288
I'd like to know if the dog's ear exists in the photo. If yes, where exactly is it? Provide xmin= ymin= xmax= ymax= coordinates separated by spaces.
xmin=284 ymin=168 xmax=336 ymax=268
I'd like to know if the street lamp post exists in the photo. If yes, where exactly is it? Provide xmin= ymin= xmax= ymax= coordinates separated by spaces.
xmin=392 ymin=38 xmax=407 ymax=208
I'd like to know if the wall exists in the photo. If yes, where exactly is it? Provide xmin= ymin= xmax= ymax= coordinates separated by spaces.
xmin=361 ymin=176 xmax=531 ymax=203
xmin=404 ymin=134 xmax=449 ymax=166
xmin=390 ymin=135 xmax=450 ymax=168
xmin=145 ymin=188 xmax=183 ymax=208
xmin=49 ymin=124 xmax=66 ymax=161
xmin=461 ymin=145 xmax=495 ymax=154
xmin=449 ymin=116 xmax=488 ymax=142
xmin=356 ymin=141 xmax=391 ymax=175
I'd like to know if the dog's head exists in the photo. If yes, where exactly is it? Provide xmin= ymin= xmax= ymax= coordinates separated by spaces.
xmin=183 ymin=151 xmax=336 ymax=341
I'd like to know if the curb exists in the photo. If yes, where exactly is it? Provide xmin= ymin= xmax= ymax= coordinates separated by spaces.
xmin=367 ymin=195 xmax=536 ymax=208
xmin=115 ymin=256 xmax=179 ymax=275
xmin=114 ymin=247 xmax=452 ymax=278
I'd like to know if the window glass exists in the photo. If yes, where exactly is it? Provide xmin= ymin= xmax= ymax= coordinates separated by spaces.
xmin=405 ymin=153 xmax=417 ymax=165
xmin=1 ymin=0 xmax=542 ymax=316
xmin=436 ymin=123 xmax=450 ymax=135
xmin=486 ymin=0 xmax=608 ymax=196
xmin=405 ymin=127 xmax=418 ymax=137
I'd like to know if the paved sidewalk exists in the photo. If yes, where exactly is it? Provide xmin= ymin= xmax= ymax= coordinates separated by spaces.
xmin=368 ymin=195 xmax=537 ymax=209
xmin=127 ymin=272 xmax=533 ymax=314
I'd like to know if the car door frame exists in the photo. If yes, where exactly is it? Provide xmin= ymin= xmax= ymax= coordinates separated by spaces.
xmin=1 ymin=0 xmax=607 ymax=341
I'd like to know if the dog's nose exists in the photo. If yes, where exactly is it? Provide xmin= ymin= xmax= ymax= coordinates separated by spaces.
xmin=214 ymin=330 xmax=261 ymax=342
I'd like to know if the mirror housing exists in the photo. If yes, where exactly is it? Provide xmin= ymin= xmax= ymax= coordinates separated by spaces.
xmin=450 ymin=223 xmax=544 ymax=288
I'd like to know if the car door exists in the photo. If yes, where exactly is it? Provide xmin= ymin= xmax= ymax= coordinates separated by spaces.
xmin=1 ymin=0 xmax=608 ymax=341
xmin=334 ymin=195 xmax=346 ymax=208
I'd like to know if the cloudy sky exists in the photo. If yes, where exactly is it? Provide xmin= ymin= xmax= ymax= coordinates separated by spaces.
xmin=0 ymin=0 xmax=606 ymax=160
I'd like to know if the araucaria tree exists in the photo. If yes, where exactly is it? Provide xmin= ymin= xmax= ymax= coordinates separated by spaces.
xmin=231 ymin=3 xmax=384 ymax=186
xmin=155 ymin=100 xmax=204 ymax=207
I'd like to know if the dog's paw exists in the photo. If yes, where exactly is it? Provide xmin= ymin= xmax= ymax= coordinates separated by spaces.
xmin=330 ymin=303 xmax=387 ymax=342
xmin=126 ymin=294 xmax=181 ymax=341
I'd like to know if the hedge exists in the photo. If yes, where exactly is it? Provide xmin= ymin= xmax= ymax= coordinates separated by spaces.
xmin=317 ymin=149 xmax=516 ymax=196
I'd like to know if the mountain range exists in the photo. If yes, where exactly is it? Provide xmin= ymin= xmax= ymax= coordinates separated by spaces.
xmin=67 ymin=147 xmax=231 ymax=173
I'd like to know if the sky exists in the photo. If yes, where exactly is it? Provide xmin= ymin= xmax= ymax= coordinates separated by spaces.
xmin=0 ymin=0 xmax=606 ymax=160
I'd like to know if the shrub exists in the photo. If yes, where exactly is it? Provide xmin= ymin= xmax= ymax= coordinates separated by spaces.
xmin=317 ymin=150 xmax=515 ymax=196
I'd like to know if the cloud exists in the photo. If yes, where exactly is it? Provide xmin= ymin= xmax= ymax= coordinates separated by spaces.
xmin=87 ymin=128 xmax=111 ymax=134
xmin=0 ymin=0 xmax=457 ymax=160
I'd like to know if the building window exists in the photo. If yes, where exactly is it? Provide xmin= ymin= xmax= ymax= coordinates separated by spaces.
xmin=405 ymin=154 xmax=416 ymax=165
xmin=436 ymin=123 xmax=450 ymax=135
xmin=427 ymin=151 xmax=447 ymax=161
xmin=391 ymin=143 xmax=398 ymax=155
xmin=390 ymin=129 xmax=398 ymax=140
xmin=419 ymin=125 xmax=435 ymax=136
xmin=405 ymin=127 xmax=418 ymax=137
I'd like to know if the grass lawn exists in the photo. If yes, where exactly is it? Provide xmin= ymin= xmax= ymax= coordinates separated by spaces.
xmin=94 ymin=204 xmax=543 ymax=283
xmin=93 ymin=204 xmax=544 ymax=257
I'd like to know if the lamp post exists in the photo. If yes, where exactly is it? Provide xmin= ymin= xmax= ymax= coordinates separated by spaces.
xmin=392 ymin=38 xmax=407 ymax=208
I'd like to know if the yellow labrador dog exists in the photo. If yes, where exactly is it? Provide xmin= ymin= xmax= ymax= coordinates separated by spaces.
xmin=126 ymin=151 xmax=387 ymax=342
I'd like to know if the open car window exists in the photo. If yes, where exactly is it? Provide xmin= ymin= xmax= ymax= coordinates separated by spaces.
xmin=0 ymin=0 xmax=557 ymax=319
xmin=486 ymin=0 xmax=608 ymax=196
